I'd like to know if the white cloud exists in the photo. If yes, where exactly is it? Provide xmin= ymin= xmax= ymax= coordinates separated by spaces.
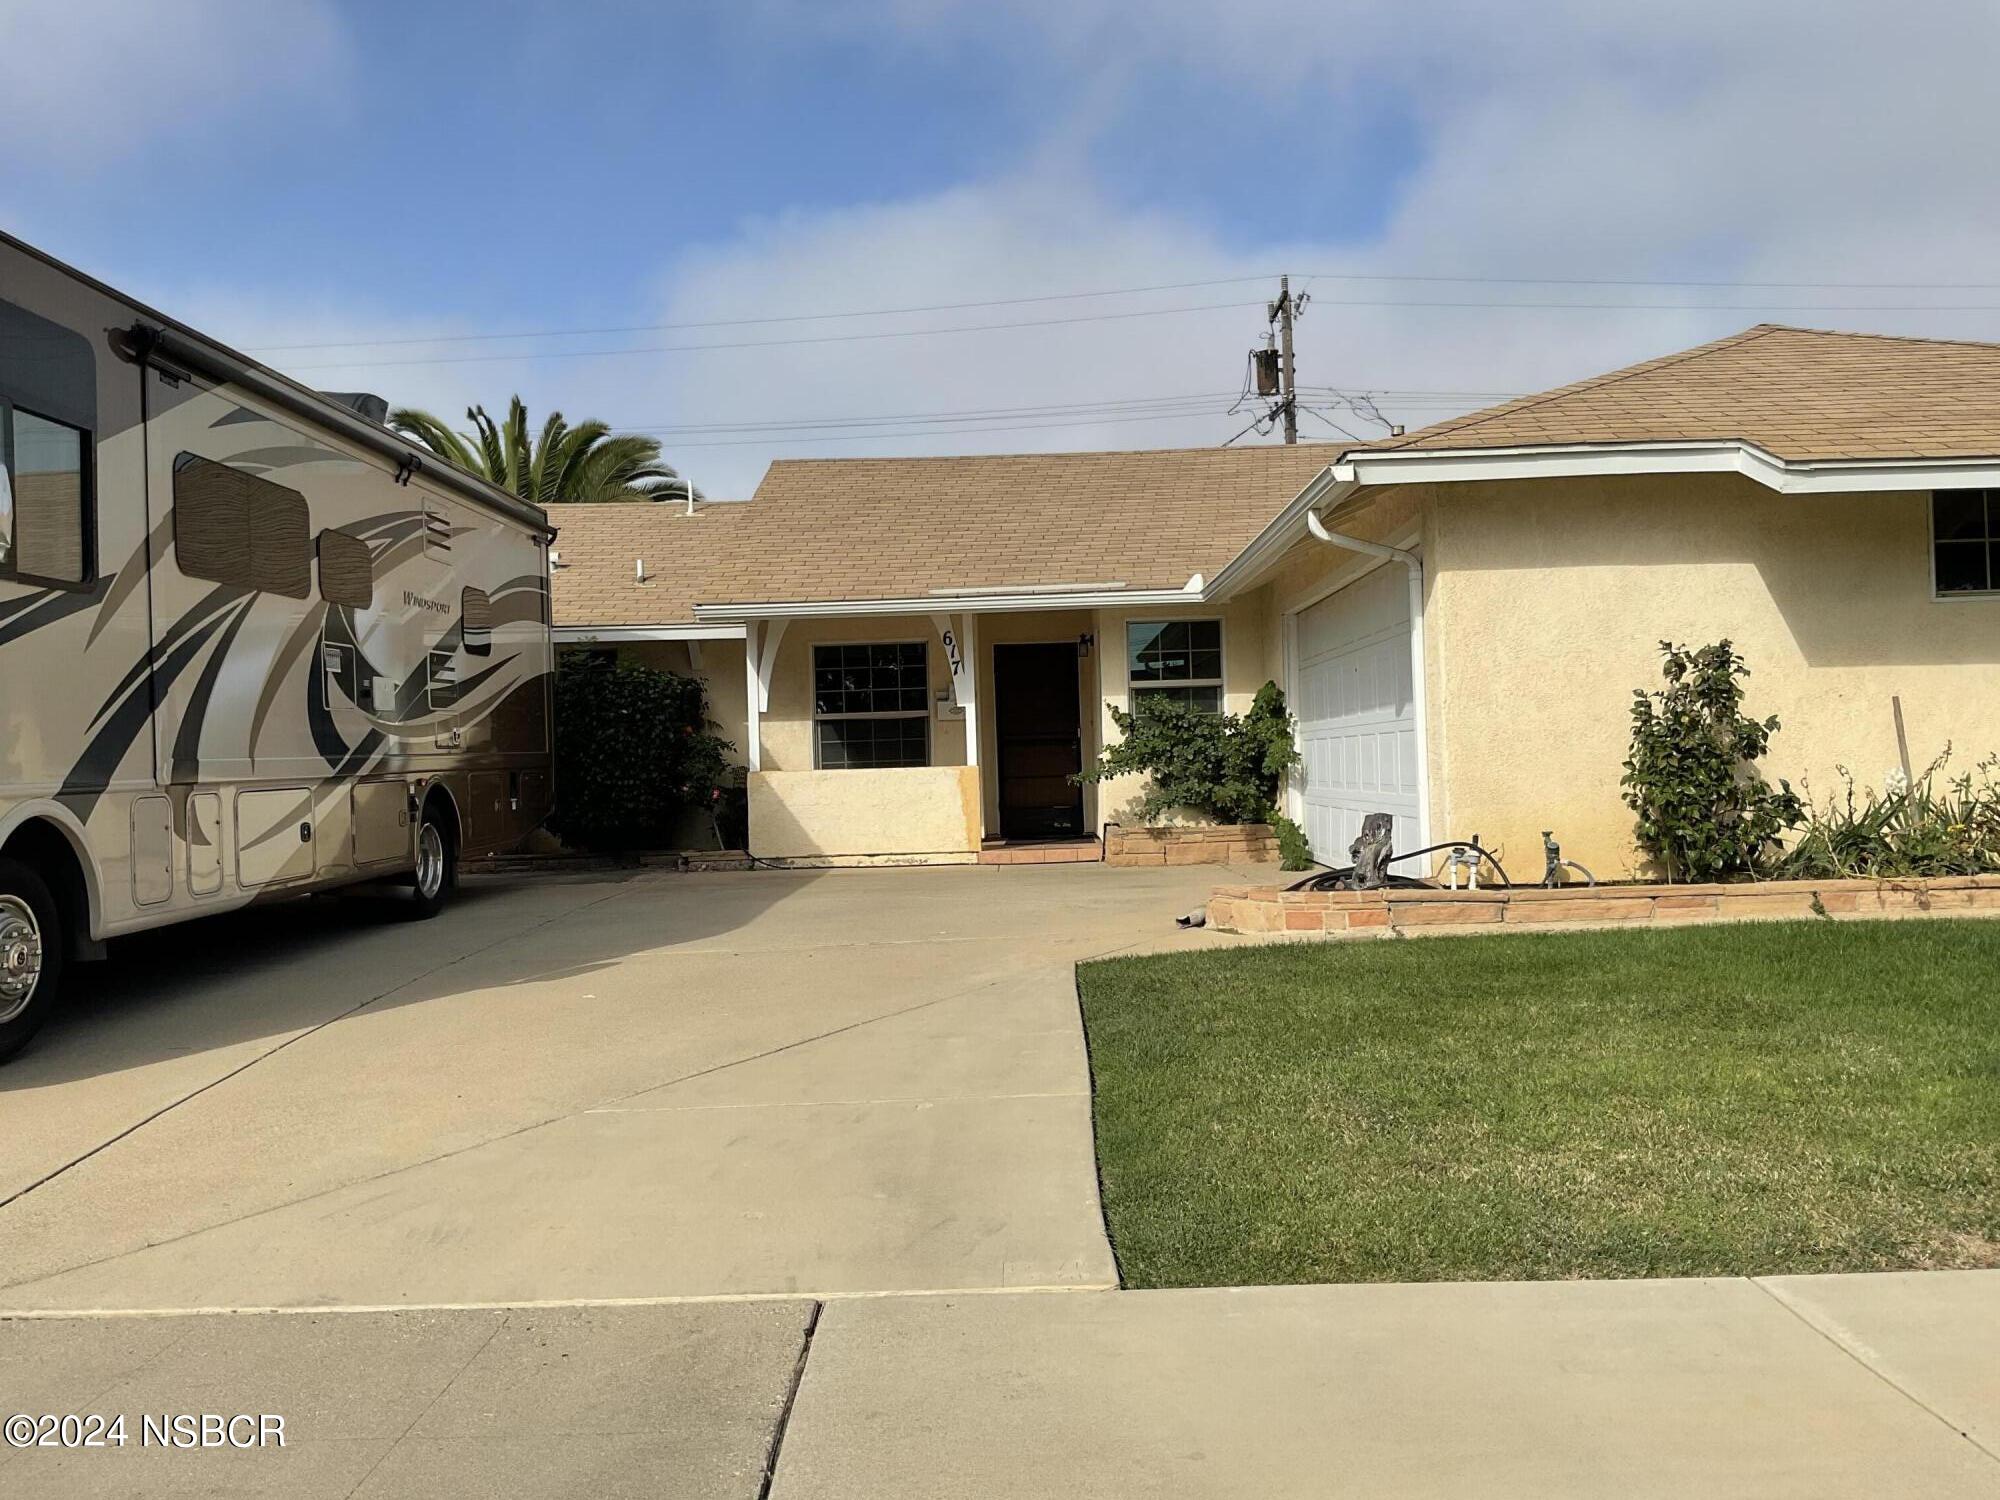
xmin=129 ymin=0 xmax=2000 ymax=498
xmin=0 ymin=0 xmax=351 ymax=165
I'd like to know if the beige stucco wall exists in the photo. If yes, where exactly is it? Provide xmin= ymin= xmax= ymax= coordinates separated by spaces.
xmin=760 ymin=615 xmax=967 ymax=772
xmin=748 ymin=767 xmax=980 ymax=860
xmin=1426 ymin=472 xmax=2000 ymax=879
xmin=602 ymin=639 xmax=751 ymax=767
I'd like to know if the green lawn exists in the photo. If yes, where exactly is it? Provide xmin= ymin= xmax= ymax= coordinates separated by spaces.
xmin=1077 ymin=920 xmax=2000 ymax=1288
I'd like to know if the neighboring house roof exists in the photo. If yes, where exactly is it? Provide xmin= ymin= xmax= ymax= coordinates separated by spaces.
xmin=1378 ymin=324 xmax=2000 ymax=462
xmin=549 ymin=445 xmax=1335 ymax=626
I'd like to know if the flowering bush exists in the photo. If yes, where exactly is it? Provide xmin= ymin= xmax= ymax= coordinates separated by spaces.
xmin=1776 ymin=750 xmax=2000 ymax=879
xmin=1620 ymin=640 xmax=1803 ymax=882
xmin=1076 ymin=680 xmax=1300 ymax=825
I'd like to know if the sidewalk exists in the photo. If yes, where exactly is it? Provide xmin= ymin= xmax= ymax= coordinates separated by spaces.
xmin=769 ymin=1272 xmax=2000 ymax=1499
xmin=6 ymin=1270 xmax=1995 ymax=1497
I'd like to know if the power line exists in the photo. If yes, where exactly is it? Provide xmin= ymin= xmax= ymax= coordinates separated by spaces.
xmin=246 ymin=270 xmax=2000 ymax=356
xmin=278 ymin=299 xmax=1264 ymax=370
xmin=246 ymin=276 xmax=1276 ymax=352
xmin=662 ymin=407 xmax=1347 ymax=450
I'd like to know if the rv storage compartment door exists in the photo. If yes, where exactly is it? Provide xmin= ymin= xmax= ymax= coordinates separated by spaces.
xmin=131 ymin=798 xmax=173 ymax=906
xmin=188 ymin=793 xmax=224 ymax=897
xmin=352 ymin=781 xmax=410 ymax=866
xmin=236 ymin=788 xmax=316 ymax=888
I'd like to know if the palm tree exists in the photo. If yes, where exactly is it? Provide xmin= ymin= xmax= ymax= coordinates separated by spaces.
xmin=388 ymin=397 xmax=691 ymax=505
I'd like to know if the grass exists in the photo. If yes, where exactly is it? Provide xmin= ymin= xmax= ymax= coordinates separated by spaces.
xmin=1076 ymin=920 xmax=2000 ymax=1288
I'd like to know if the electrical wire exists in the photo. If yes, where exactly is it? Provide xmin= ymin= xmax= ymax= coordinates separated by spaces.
xmin=247 ymin=269 xmax=2000 ymax=357
xmin=277 ymin=299 xmax=1265 ymax=371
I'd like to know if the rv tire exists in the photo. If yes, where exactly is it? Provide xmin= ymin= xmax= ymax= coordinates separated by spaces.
xmin=0 ymin=857 xmax=64 ymax=1063
xmin=404 ymin=803 xmax=457 ymax=920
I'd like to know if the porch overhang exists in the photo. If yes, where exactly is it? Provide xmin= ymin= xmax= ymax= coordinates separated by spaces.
xmin=553 ymin=623 xmax=747 ymax=643
xmin=692 ymin=581 xmax=1204 ymax=623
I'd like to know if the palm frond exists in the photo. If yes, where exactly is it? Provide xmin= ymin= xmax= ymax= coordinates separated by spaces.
xmin=387 ymin=408 xmax=482 ymax=473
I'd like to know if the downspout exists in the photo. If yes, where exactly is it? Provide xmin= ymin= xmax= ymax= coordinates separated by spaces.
xmin=1304 ymin=510 xmax=1433 ymax=852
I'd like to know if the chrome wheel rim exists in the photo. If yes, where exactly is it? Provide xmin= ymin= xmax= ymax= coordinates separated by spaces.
xmin=0 ymin=895 xmax=44 ymax=1025
xmin=415 ymin=823 xmax=446 ymax=900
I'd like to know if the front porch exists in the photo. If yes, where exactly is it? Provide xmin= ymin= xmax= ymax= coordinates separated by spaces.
xmin=722 ymin=595 xmax=1271 ymax=866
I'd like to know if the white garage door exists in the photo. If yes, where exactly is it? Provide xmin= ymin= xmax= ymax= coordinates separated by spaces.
xmin=1293 ymin=563 xmax=1420 ymax=869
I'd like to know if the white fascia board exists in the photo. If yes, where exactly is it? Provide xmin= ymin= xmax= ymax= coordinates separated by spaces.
xmin=1337 ymin=440 xmax=2000 ymax=495
xmin=553 ymin=623 xmax=747 ymax=643
xmin=1203 ymin=466 xmax=1356 ymax=602
xmin=692 ymin=588 xmax=1199 ymax=621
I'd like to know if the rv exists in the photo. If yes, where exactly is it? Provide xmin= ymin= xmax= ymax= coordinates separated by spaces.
xmin=0 ymin=231 xmax=555 ymax=1061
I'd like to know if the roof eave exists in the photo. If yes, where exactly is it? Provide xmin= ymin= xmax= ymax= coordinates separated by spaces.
xmin=1340 ymin=439 xmax=2000 ymax=493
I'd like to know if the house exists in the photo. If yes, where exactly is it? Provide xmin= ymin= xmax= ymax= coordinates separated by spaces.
xmin=549 ymin=324 xmax=2000 ymax=878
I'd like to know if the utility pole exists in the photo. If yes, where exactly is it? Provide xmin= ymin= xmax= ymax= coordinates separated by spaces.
xmin=1276 ymin=274 xmax=1298 ymax=444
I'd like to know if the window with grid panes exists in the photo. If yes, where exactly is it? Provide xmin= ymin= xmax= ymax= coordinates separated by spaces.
xmin=812 ymin=641 xmax=931 ymax=767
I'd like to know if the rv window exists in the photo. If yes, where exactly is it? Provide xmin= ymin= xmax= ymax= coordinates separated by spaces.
xmin=173 ymin=454 xmax=311 ymax=599
xmin=318 ymin=529 xmax=374 ymax=608
xmin=461 ymin=586 xmax=493 ymax=656
xmin=0 ymin=404 xmax=92 ymax=586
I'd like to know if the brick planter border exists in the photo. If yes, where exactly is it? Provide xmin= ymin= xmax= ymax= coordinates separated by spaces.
xmin=1207 ymin=873 xmax=2000 ymax=937
xmin=1105 ymin=822 xmax=1278 ymax=867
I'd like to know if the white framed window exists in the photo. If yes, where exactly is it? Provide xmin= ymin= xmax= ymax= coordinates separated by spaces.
xmin=1127 ymin=619 xmax=1224 ymax=712
xmin=1933 ymin=490 xmax=2000 ymax=596
xmin=813 ymin=641 xmax=930 ymax=768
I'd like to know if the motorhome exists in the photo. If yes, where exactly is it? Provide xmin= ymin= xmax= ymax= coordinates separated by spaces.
xmin=0 ymin=231 xmax=555 ymax=1060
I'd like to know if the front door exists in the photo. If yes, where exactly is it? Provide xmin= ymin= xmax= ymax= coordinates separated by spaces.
xmin=994 ymin=642 xmax=1085 ymax=839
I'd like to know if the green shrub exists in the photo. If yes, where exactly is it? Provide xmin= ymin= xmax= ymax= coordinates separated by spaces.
xmin=1620 ymin=640 xmax=1803 ymax=882
xmin=1777 ymin=750 xmax=2000 ymax=879
xmin=1076 ymin=680 xmax=1300 ymax=825
xmin=552 ymin=653 xmax=734 ymax=852
xmin=1274 ymin=815 xmax=1314 ymax=871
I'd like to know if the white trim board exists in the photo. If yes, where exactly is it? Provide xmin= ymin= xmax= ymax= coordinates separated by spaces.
xmin=553 ymin=624 xmax=746 ymax=643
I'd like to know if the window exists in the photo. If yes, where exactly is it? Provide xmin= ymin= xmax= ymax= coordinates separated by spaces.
xmin=173 ymin=453 xmax=310 ymax=598
xmin=812 ymin=642 xmax=930 ymax=768
xmin=1933 ymin=490 xmax=2000 ymax=595
xmin=317 ymin=529 xmax=374 ymax=608
xmin=1127 ymin=619 xmax=1223 ymax=712
xmin=461 ymin=586 xmax=493 ymax=656
xmin=0 ymin=405 xmax=91 ymax=585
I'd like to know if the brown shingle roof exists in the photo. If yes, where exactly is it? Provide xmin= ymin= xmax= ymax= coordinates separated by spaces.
xmin=1379 ymin=324 xmax=2000 ymax=461
xmin=549 ymin=445 xmax=1335 ymax=626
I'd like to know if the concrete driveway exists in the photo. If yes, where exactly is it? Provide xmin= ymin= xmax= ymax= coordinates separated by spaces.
xmin=0 ymin=861 xmax=1245 ymax=1311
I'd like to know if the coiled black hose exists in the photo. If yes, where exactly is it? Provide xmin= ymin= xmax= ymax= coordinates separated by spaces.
xmin=1286 ymin=839 xmax=1513 ymax=893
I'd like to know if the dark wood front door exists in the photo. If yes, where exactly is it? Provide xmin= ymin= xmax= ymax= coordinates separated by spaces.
xmin=994 ymin=642 xmax=1085 ymax=840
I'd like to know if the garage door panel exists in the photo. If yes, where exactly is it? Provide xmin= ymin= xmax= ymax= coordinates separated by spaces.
xmin=1295 ymin=564 xmax=1419 ymax=868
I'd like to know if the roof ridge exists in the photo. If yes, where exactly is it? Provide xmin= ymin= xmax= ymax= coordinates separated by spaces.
xmin=1373 ymin=325 xmax=1782 ymax=454
xmin=1750 ymin=322 xmax=2000 ymax=353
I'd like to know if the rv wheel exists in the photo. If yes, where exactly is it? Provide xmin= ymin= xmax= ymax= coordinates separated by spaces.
xmin=404 ymin=804 xmax=457 ymax=920
xmin=0 ymin=858 xmax=64 ymax=1063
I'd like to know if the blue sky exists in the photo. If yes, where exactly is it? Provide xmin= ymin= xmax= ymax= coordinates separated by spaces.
xmin=6 ymin=1 xmax=2000 ymax=495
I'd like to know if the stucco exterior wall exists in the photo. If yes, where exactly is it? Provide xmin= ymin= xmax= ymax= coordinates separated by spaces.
xmin=748 ymin=767 xmax=981 ymax=860
xmin=760 ymin=615 xmax=967 ymax=772
xmin=1426 ymin=472 xmax=2000 ymax=879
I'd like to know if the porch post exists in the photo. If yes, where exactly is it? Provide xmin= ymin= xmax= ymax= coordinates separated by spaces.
xmin=930 ymin=612 xmax=977 ymax=767
xmin=743 ymin=625 xmax=762 ymax=771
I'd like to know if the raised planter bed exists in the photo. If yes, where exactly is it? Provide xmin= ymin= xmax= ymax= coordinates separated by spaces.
xmin=1208 ymin=873 xmax=2000 ymax=937
xmin=1105 ymin=822 xmax=1278 ymax=867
